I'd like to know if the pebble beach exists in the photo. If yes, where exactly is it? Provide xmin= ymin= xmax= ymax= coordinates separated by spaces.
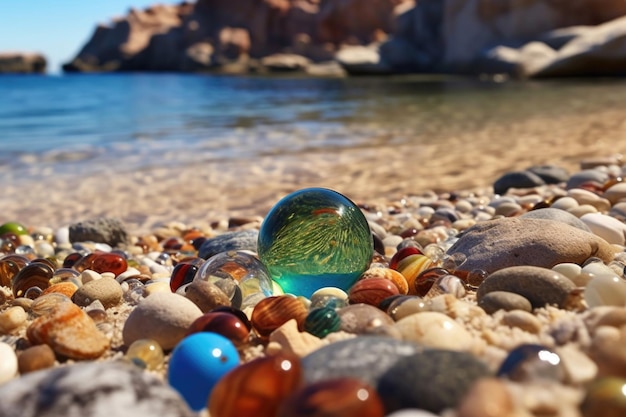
xmin=2 ymin=94 xmax=626 ymax=417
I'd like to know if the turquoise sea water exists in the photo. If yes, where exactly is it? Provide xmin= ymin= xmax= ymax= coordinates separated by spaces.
xmin=2 ymin=73 xmax=626 ymax=180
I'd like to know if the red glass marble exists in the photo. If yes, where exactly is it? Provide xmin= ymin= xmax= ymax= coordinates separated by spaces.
xmin=414 ymin=267 xmax=448 ymax=296
xmin=348 ymin=277 xmax=400 ymax=307
xmin=62 ymin=252 xmax=83 ymax=269
xmin=170 ymin=263 xmax=199 ymax=292
xmin=73 ymin=252 xmax=128 ymax=276
xmin=208 ymin=353 xmax=303 ymax=417
xmin=187 ymin=311 xmax=250 ymax=346
xmin=278 ymin=377 xmax=385 ymax=417
xmin=251 ymin=295 xmax=308 ymax=337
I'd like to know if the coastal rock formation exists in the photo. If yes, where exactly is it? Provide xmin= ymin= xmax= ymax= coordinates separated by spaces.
xmin=0 ymin=53 xmax=46 ymax=73
xmin=381 ymin=0 xmax=626 ymax=76
xmin=63 ymin=0 xmax=407 ymax=74
xmin=63 ymin=0 xmax=626 ymax=77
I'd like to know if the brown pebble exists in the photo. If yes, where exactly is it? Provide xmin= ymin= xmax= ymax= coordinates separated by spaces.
xmin=18 ymin=344 xmax=56 ymax=373
xmin=72 ymin=277 xmax=123 ymax=309
xmin=26 ymin=302 xmax=110 ymax=360
xmin=456 ymin=378 xmax=515 ymax=417
xmin=501 ymin=310 xmax=542 ymax=334
xmin=184 ymin=279 xmax=231 ymax=313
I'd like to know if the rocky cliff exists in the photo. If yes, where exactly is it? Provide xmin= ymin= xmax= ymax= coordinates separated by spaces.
xmin=63 ymin=0 xmax=626 ymax=77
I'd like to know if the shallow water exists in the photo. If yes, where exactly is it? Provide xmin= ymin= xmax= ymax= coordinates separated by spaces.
xmin=2 ymin=73 xmax=626 ymax=183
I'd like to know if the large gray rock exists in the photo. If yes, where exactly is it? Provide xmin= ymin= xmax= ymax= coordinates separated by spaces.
xmin=69 ymin=217 xmax=129 ymax=247
xmin=198 ymin=229 xmax=258 ymax=260
xmin=520 ymin=208 xmax=591 ymax=232
xmin=302 ymin=336 xmax=423 ymax=387
xmin=377 ymin=349 xmax=490 ymax=414
xmin=447 ymin=217 xmax=616 ymax=275
xmin=0 ymin=361 xmax=194 ymax=417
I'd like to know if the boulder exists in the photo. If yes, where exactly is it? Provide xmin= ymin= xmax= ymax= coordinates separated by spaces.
xmin=0 ymin=53 xmax=46 ymax=73
xmin=446 ymin=217 xmax=617 ymax=275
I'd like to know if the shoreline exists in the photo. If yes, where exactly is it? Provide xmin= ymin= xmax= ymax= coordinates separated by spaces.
xmin=1 ymin=103 xmax=624 ymax=234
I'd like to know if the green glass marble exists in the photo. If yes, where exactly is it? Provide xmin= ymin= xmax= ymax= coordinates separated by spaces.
xmin=304 ymin=307 xmax=341 ymax=338
xmin=258 ymin=188 xmax=373 ymax=298
xmin=0 ymin=222 xmax=28 ymax=236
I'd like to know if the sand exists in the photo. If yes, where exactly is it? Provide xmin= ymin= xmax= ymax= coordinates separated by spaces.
xmin=1 ymin=105 xmax=625 ymax=234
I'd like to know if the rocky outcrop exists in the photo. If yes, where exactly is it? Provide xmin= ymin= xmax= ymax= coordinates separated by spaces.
xmin=63 ymin=0 xmax=407 ymax=74
xmin=380 ymin=0 xmax=626 ymax=77
xmin=63 ymin=0 xmax=626 ymax=77
xmin=0 ymin=53 xmax=46 ymax=73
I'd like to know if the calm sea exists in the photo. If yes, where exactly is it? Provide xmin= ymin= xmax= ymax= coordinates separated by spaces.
xmin=2 ymin=73 xmax=626 ymax=180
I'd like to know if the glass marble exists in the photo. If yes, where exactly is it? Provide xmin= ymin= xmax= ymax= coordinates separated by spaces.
xmin=278 ymin=377 xmax=385 ymax=417
xmin=195 ymin=250 xmax=273 ymax=305
xmin=170 ymin=263 xmax=199 ymax=292
xmin=208 ymin=353 xmax=302 ymax=417
xmin=11 ymin=262 xmax=54 ymax=298
xmin=168 ymin=332 xmax=240 ymax=411
xmin=304 ymin=307 xmax=341 ymax=338
xmin=187 ymin=312 xmax=250 ymax=346
xmin=0 ymin=221 xmax=28 ymax=236
xmin=125 ymin=338 xmax=164 ymax=371
xmin=348 ymin=277 xmax=400 ymax=307
xmin=251 ymin=295 xmax=308 ymax=337
xmin=581 ymin=377 xmax=626 ymax=417
xmin=258 ymin=188 xmax=373 ymax=298
xmin=497 ymin=344 xmax=563 ymax=382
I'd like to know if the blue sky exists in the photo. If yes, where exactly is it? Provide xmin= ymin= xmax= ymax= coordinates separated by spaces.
xmin=0 ymin=1 xmax=178 ymax=73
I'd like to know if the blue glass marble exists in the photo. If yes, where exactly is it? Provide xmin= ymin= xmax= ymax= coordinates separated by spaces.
xmin=168 ymin=332 xmax=240 ymax=411
xmin=497 ymin=343 xmax=563 ymax=382
xmin=258 ymin=188 xmax=373 ymax=298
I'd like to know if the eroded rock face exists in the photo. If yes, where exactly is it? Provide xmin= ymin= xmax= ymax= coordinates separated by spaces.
xmin=0 ymin=53 xmax=46 ymax=73
xmin=381 ymin=0 xmax=626 ymax=77
xmin=63 ymin=0 xmax=407 ymax=73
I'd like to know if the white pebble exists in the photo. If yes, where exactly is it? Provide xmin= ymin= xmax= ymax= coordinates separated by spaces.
xmin=54 ymin=227 xmax=70 ymax=245
xmin=116 ymin=267 xmax=142 ymax=282
xmin=0 ymin=306 xmax=27 ymax=334
xmin=393 ymin=311 xmax=473 ymax=351
xmin=551 ymin=196 xmax=579 ymax=211
xmin=580 ymin=213 xmax=626 ymax=245
xmin=584 ymin=274 xmax=626 ymax=307
xmin=0 ymin=342 xmax=18 ymax=384
xmin=80 ymin=269 xmax=102 ymax=284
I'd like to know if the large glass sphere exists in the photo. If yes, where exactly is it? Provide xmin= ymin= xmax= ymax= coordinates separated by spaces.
xmin=258 ymin=188 xmax=373 ymax=298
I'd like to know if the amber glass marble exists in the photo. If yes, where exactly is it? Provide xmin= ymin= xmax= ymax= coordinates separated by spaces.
xmin=208 ymin=353 xmax=303 ymax=417
xmin=12 ymin=262 xmax=53 ymax=297
xmin=125 ymin=338 xmax=164 ymax=371
xmin=251 ymin=295 xmax=308 ymax=337
xmin=278 ymin=377 xmax=384 ymax=417
xmin=258 ymin=188 xmax=373 ymax=298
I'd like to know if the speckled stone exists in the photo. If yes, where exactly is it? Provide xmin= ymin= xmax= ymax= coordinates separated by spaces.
xmin=72 ymin=277 xmax=123 ymax=309
xmin=0 ymin=361 xmax=194 ymax=417
xmin=337 ymin=304 xmax=395 ymax=334
xmin=447 ymin=217 xmax=616 ymax=275
xmin=478 ymin=291 xmax=532 ymax=314
xmin=68 ymin=217 xmax=129 ymax=247
xmin=302 ymin=336 xmax=422 ymax=387
xmin=123 ymin=292 xmax=203 ymax=350
xmin=198 ymin=230 xmax=258 ymax=260
xmin=520 ymin=208 xmax=591 ymax=232
xmin=377 ymin=349 xmax=490 ymax=414
xmin=477 ymin=266 xmax=577 ymax=309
